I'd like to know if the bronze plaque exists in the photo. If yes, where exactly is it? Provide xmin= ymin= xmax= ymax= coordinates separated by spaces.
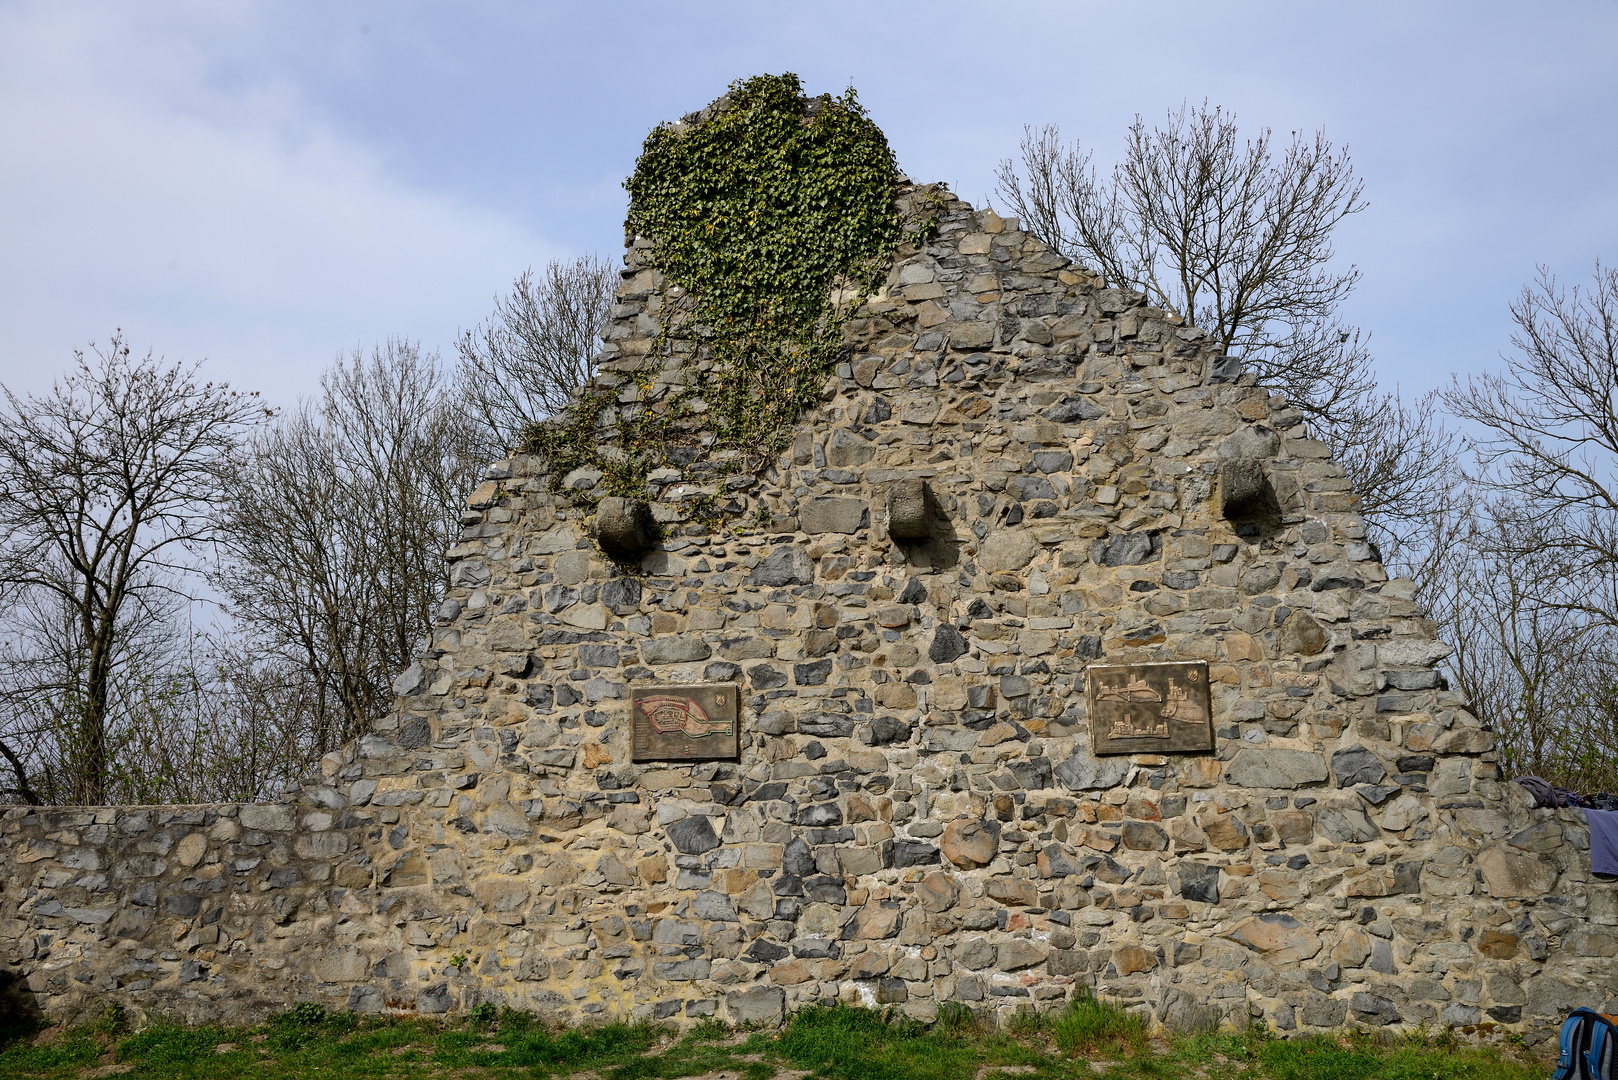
xmin=1086 ymin=661 xmax=1214 ymax=755
xmin=630 ymin=684 xmax=740 ymax=763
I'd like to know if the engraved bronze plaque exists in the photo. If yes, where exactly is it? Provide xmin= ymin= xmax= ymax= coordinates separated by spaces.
xmin=631 ymin=684 xmax=740 ymax=763
xmin=1086 ymin=661 xmax=1214 ymax=755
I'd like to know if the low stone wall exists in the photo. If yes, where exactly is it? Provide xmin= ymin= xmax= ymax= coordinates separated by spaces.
xmin=3 ymin=187 xmax=1616 ymax=1044
xmin=1 ymin=789 xmax=1612 ymax=1035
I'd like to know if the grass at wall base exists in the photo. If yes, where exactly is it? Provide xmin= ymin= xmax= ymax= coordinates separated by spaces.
xmin=0 ymin=995 xmax=1547 ymax=1080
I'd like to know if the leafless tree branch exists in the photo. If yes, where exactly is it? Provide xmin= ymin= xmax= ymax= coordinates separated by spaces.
xmin=455 ymin=256 xmax=617 ymax=461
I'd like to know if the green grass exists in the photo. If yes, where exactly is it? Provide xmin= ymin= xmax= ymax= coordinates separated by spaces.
xmin=1050 ymin=989 xmax=1151 ymax=1058
xmin=0 ymin=998 xmax=1549 ymax=1080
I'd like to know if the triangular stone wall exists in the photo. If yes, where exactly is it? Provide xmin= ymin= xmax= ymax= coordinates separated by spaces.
xmin=2 ymin=182 xmax=1614 ymax=1045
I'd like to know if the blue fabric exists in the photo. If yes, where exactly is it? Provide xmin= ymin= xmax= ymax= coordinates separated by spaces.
xmin=1589 ymin=809 xmax=1618 ymax=878
xmin=1590 ymin=1018 xmax=1611 ymax=1080
xmin=1556 ymin=1011 xmax=1580 ymax=1080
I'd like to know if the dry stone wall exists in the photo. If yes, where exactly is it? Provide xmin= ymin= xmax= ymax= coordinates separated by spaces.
xmin=3 ymin=188 xmax=1616 ymax=1044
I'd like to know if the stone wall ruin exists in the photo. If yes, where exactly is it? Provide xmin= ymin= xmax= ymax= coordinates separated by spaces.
xmin=2 ymin=141 xmax=1615 ymax=1047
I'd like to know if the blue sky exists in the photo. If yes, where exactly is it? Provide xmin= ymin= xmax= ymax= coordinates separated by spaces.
xmin=1 ymin=1 xmax=1615 ymax=410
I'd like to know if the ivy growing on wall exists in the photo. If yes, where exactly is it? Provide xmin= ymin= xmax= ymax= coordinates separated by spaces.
xmin=627 ymin=72 xmax=901 ymax=464
xmin=522 ymin=73 xmax=903 ymax=502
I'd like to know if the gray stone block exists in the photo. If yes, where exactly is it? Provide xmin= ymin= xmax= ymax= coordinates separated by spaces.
xmin=886 ymin=478 xmax=931 ymax=540
xmin=641 ymin=637 xmax=712 ymax=664
xmin=893 ymin=841 xmax=940 ymax=867
xmin=392 ymin=662 xmax=426 ymax=696
xmin=825 ymin=429 xmax=875 ymax=467
xmin=1046 ymin=396 xmax=1105 ymax=422
xmin=1225 ymin=748 xmax=1328 ymax=789
xmin=1055 ymin=753 xmax=1131 ymax=791
xmin=1331 ymin=746 xmax=1387 ymax=787
xmin=867 ymin=716 xmax=912 ymax=746
xmin=665 ymin=816 xmax=720 ymax=855
xmin=1219 ymin=456 xmax=1269 ymax=518
xmin=1178 ymin=862 xmax=1220 ymax=904
xmin=928 ymin=625 xmax=968 ymax=662
xmin=726 ymin=986 xmax=785 ymax=1025
xmin=595 ymin=497 xmax=652 ymax=557
xmin=749 ymin=546 xmax=814 ymax=586
xmin=800 ymin=496 xmax=867 ymax=534
xmin=691 ymin=890 xmax=738 ymax=922
xmin=1091 ymin=532 xmax=1160 ymax=566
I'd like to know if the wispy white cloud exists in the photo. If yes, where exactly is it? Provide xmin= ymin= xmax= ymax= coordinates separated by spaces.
xmin=2 ymin=0 xmax=1616 ymax=409
xmin=0 ymin=2 xmax=553 ymax=404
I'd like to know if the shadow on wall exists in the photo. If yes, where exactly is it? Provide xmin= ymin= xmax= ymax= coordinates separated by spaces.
xmin=0 ymin=969 xmax=44 ymax=1044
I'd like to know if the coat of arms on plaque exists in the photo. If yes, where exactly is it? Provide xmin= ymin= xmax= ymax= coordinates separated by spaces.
xmin=1086 ymin=661 xmax=1214 ymax=755
xmin=630 ymin=684 xmax=740 ymax=763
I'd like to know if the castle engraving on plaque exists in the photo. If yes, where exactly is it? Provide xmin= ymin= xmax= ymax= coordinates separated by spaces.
xmin=1085 ymin=661 xmax=1214 ymax=755
xmin=630 ymin=684 xmax=740 ymax=763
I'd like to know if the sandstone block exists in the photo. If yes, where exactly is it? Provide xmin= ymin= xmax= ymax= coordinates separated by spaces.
xmin=174 ymin=833 xmax=208 ymax=868
xmin=1477 ymin=847 xmax=1559 ymax=898
xmin=846 ymin=904 xmax=901 ymax=939
xmin=950 ymin=322 xmax=995 ymax=350
xmin=1204 ymin=817 xmax=1248 ymax=850
xmin=1121 ymin=821 xmax=1167 ymax=851
xmin=1279 ymin=613 xmax=1329 ymax=655
xmin=1220 ymin=424 xmax=1280 ymax=459
xmin=1433 ymin=727 xmax=1495 ymax=754
xmin=940 ymin=818 xmax=998 ymax=869
xmin=985 ymin=879 xmax=1039 ymax=907
xmin=1113 ymin=945 xmax=1156 ymax=974
xmin=1333 ymin=929 xmax=1372 ymax=967
xmin=996 ymin=940 xmax=1047 ymax=970
xmin=1219 ymin=456 xmax=1269 ymax=518
xmin=979 ymin=530 xmax=1037 ymax=573
xmin=1226 ymin=913 xmax=1321 ymax=963
xmin=954 ymin=937 xmax=996 ymax=970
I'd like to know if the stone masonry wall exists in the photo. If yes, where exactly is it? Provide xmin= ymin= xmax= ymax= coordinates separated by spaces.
xmin=3 ymin=186 xmax=1615 ymax=1045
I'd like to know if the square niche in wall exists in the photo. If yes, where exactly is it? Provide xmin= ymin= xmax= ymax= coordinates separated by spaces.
xmin=631 ymin=684 xmax=741 ymax=763
xmin=1086 ymin=660 xmax=1215 ymax=755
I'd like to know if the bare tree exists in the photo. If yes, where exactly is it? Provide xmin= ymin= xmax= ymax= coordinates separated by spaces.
xmin=108 ymin=640 xmax=331 ymax=804
xmin=996 ymin=106 xmax=1456 ymax=561
xmin=0 ymin=334 xmax=265 ymax=803
xmin=1428 ymin=262 xmax=1618 ymax=794
xmin=0 ymin=561 xmax=186 ymax=804
xmin=996 ymin=107 xmax=1368 ymax=414
xmin=216 ymin=340 xmax=479 ymax=753
xmin=1327 ymin=387 xmax=1459 ymax=566
xmin=455 ymin=256 xmax=618 ymax=460
xmin=1425 ymin=501 xmax=1618 ymax=793
xmin=1446 ymin=262 xmax=1618 ymax=626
